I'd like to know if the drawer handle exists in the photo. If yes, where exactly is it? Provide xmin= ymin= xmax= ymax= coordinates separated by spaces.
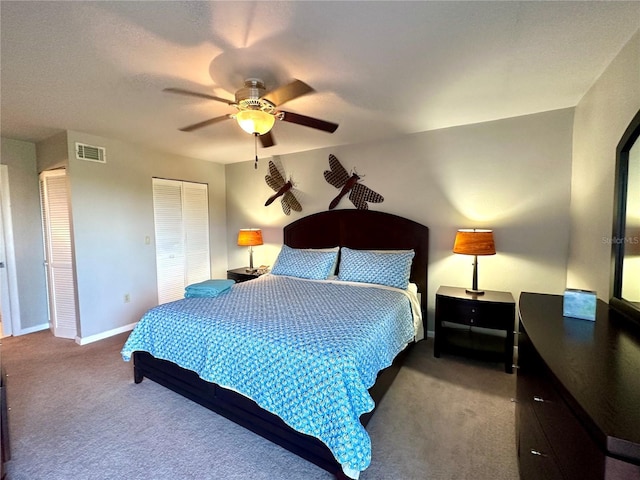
xmin=530 ymin=449 xmax=548 ymax=457
xmin=533 ymin=396 xmax=545 ymax=403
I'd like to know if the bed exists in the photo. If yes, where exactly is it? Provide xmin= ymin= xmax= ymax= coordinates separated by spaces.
xmin=122 ymin=209 xmax=429 ymax=479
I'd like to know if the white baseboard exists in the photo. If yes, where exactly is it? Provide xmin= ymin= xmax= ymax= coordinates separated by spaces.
xmin=14 ymin=323 xmax=49 ymax=336
xmin=75 ymin=322 xmax=137 ymax=346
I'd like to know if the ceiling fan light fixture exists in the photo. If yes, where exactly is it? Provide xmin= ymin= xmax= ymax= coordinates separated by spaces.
xmin=236 ymin=109 xmax=275 ymax=135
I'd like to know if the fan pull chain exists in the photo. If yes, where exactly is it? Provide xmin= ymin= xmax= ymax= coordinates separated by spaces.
xmin=254 ymin=133 xmax=258 ymax=170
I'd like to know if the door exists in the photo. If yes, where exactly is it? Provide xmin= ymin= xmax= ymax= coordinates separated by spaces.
xmin=0 ymin=197 xmax=9 ymax=336
xmin=39 ymin=170 xmax=78 ymax=339
xmin=0 ymin=165 xmax=19 ymax=337
xmin=153 ymin=178 xmax=210 ymax=304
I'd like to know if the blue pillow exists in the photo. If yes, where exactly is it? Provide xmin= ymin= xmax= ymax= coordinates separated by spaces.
xmin=337 ymin=247 xmax=415 ymax=289
xmin=271 ymin=245 xmax=339 ymax=280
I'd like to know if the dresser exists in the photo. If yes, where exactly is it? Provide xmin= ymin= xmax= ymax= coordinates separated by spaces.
xmin=517 ymin=293 xmax=640 ymax=480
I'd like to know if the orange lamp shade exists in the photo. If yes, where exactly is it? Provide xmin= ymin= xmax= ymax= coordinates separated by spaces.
xmin=453 ymin=229 xmax=496 ymax=256
xmin=237 ymin=229 xmax=263 ymax=247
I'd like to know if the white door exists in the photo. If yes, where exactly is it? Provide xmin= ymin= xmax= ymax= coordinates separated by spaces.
xmin=40 ymin=170 xmax=78 ymax=339
xmin=0 ymin=165 xmax=20 ymax=337
xmin=153 ymin=178 xmax=210 ymax=304
xmin=182 ymin=181 xmax=211 ymax=285
xmin=0 ymin=166 xmax=12 ymax=336
xmin=0 ymin=197 xmax=9 ymax=337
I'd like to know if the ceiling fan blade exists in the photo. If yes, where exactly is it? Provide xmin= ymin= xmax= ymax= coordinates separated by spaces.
xmin=262 ymin=79 xmax=315 ymax=106
xmin=278 ymin=111 xmax=339 ymax=133
xmin=260 ymin=131 xmax=276 ymax=148
xmin=179 ymin=115 xmax=232 ymax=132
xmin=163 ymin=87 xmax=235 ymax=105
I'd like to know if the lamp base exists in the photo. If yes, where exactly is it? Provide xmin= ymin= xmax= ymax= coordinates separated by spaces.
xmin=465 ymin=288 xmax=485 ymax=296
xmin=245 ymin=267 xmax=257 ymax=274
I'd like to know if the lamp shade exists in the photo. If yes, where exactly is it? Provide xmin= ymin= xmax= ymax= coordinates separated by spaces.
xmin=236 ymin=110 xmax=275 ymax=135
xmin=237 ymin=228 xmax=263 ymax=247
xmin=453 ymin=229 xmax=496 ymax=256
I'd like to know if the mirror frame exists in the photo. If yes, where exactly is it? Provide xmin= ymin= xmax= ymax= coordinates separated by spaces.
xmin=611 ymin=108 xmax=640 ymax=324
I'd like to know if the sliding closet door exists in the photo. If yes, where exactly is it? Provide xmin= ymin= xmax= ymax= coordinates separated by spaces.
xmin=39 ymin=170 xmax=78 ymax=339
xmin=153 ymin=179 xmax=210 ymax=304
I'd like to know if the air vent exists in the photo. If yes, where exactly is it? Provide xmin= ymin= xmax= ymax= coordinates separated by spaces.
xmin=75 ymin=143 xmax=106 ymax=163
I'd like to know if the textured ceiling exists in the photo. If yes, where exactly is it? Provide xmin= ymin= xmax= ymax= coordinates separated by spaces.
xmin=1 ymin=1 xmax=639 ymax=164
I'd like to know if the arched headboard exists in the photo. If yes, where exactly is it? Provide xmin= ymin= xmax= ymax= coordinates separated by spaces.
xmin=284 ymin=210 xmax=429 ymax=313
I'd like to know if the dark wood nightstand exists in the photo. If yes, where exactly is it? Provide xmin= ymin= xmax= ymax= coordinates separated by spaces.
xmin=226 ymin=268 xmax=261 ymax=283
xmin=434 ymin=285 xmax=516 ymax=373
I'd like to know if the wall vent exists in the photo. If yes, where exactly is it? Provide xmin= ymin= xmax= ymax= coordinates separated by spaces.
xmin=75 ymin=143 xmax=106 ymax=163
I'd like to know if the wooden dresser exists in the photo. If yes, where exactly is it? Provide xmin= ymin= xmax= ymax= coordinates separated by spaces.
xmin=517 ymin=293 xmax=640 ymax=480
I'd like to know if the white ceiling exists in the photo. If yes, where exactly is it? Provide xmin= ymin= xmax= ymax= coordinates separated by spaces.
xmin=1 ymin=1 xmax=639 ymax=164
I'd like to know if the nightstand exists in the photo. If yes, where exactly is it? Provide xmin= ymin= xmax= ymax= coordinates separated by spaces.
xmin=226 ymin=268 xmax=260 ymax=283
xmin=434 ymin=285 xmax=516 ymax=373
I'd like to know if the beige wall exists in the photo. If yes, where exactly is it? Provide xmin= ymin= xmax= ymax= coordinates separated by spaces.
xmin=226 ymin=109 xmax=575 ymax=332
xmin=568 ymin=30 xmax=640 ymax=299
xmin=5 ymin=131 xmax=227 ymax=341
xmin=63 ymin=131 xmax=227 ymax=339
xmin=36 ymin=131 xmax=68 ymax=171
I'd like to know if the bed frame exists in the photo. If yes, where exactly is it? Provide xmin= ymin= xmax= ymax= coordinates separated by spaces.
xmin=133 ymin=209 xmax=429 ymax=479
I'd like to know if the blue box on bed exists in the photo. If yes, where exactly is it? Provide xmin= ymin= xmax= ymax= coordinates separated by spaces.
xmin=563 ymin=289 xmax=597 ymax=321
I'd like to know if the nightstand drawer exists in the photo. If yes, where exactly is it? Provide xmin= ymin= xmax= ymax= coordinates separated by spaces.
xmin=437 ymin=296 xmax=513 ymax=330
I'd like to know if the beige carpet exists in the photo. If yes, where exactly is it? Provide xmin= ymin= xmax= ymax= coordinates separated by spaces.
xmin=2 ymin=330 xmax=519 ymax=479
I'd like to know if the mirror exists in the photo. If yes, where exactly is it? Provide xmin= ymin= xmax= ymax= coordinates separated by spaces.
xmin=611 ymin=109 xmax=640 ymax=325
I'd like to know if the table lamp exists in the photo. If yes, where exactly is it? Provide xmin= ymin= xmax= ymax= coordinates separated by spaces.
xmin=237 ymin=228 xmax=263 ymax=273
xmin=453 ymin=229 xmax=496 ymax=295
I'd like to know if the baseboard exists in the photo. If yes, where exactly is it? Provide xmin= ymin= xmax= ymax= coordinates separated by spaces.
xmin=14 ymin=323 xmax=48 ymax=336
xmin=75 ymin=322 xmax=137 ymax=346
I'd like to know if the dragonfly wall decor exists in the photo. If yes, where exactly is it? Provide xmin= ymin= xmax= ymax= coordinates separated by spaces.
xmin=323 ymin=154 xmax=384 ymax=210
xmin=264 ymin=161 xmax=302 ymax=215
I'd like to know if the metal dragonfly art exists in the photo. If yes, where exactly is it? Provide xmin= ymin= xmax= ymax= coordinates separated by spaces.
xmin=264 ymin=161 xmax=302 ymax=215
xmin=323 ymin=154 xmax=384 ymax=210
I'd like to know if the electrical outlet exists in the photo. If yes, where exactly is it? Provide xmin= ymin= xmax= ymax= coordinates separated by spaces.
xmin=124 ymin=293 xmax=131 ymax=303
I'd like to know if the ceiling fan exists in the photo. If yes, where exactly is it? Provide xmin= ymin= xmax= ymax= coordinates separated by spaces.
xmin=163 ymin=78 xmax=339 ymax=148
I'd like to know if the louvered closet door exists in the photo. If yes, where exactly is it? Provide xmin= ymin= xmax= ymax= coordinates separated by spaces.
xmin=183 ymin=182 xmax=210 ymax=285
xmin=40 ymin=170 xmax=78 ymax=339
xmin=153 ymin=179 xmax=210 ymax=304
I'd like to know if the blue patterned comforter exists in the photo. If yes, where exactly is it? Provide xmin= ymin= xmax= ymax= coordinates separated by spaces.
xmin=121 ymin=274 xmax=416 ymax=478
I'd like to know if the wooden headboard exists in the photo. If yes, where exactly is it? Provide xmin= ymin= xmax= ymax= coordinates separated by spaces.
xmin=283 ymin=210 xmax=429 ymax=313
